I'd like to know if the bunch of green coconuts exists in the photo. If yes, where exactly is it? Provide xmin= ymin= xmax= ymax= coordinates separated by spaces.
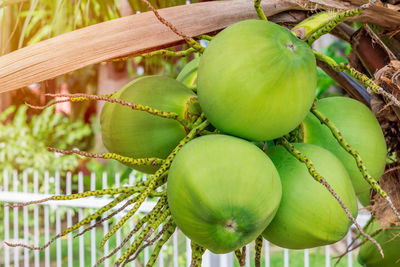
xmin=101 ymin=20 xmax=393 ymax=264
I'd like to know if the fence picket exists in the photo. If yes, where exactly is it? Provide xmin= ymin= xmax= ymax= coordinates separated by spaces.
xmin=23 ymin=172 xmax=29 ymax=267
xmin=129 ymin=172 xmax=136 ymax=267
xmin=304 ymin=249 xmax=310 ymax=267
xmin=78 ymin=172 xmax=85 ymax=267
xmin=220 ymin=252 xmax=228 ymax=267
xmin=129 ymin=216 xmax=135 ymax=267
xmin=203 ymin=249 xmax=210 ymax=267
xmin=67 ymin=172 xmax=73 ymax=267
xmin=33 ymin=171 xmax=39 ymax=267
xmin=90 ymin=172 xmax=97 ymax=267
xmin=246 ymin=244 xmax=250 ymax=267
xmin=264 ymin=240 xmax=270 ymax=267
xmin=186 ymin=237 xmax=191 ymax=267
xmin=13 ymin=170 xmax=20 ymax=267
xmin=115 ymin=173 xmax=122 ymax=260
xmin=173 ymin=230 xmax=178 ymax=267
xmin=55 ymin=171 xmax=62 ymax=267
xmin=102 ymin=172 xmax=110 ymax=267
xmin=44 ymin=171 xmax=50 ymax=267
xmin=4 ymin=169 xmax=10 ymax=267
xmin=347 ymin=232 xmax=353 ymax=267
xmin=145 ymin=246 xmax=150 ymax=264
xmin=284 ymin=248 xmax=289 ymax=267
xmin=158 ymin=225 xmax=164 ymax=267
xmin=325 ymin=245 xmax=331 ymax=267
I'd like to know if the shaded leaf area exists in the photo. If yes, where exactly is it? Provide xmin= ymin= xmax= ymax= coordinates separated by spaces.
xmin=316 ymin=40 xmax=351 ymax=98
xmin=0 ymin=0 xmax=197 ymax=130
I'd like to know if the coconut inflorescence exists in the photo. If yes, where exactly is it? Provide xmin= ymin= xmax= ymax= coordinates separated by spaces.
xmin=19 ymin=3 xmax=397 ymax=266
xmin=95 ymin=18 xmax=387 ymax=264
xmin=262 ymin=143 xmax=358 ymax=249
xmin=301 ymin=97 xmax=387 ymax=206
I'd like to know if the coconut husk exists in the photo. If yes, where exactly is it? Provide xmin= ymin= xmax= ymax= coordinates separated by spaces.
xmin=372 ymin=61 xmax=400 ymax=154
xmin=370 ymin=166 xmax=400 ymax=228
xmin=368 ymin=60 xmax=400 ymax=229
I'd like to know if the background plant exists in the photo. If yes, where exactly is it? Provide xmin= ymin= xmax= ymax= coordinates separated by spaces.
xmin=0 ymin=104 xmax=91 ymax=174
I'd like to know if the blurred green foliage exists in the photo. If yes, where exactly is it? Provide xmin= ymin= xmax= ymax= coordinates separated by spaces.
xmin=1 ymin=0 xmax=197 ymax=53
xmin=0 ymin=104 xmax=91 ymax=173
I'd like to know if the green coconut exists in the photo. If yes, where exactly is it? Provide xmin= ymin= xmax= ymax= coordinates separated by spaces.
xmin=262 ymin=143 xmax=358 ymax=249
xmin=100 ymin=75 xmax=199 ymax=174
xmin=302 ymin=96 xmax=387 ymax=206
xmin=358 ymin=220 xmax=400 ymax=267
xmin=176 ymin=57 xmax=200 ymax=88
xmin=167 ymin=134 xmax=282 ymax=253
xmin=197 ymin=19 xmax=316 ymax=141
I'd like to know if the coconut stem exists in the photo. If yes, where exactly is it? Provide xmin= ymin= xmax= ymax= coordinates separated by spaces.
xmin=8 ymin=186 xmax=140 ymax=209
xmin=6 ymin=184 xmax=150 ymax=209
xmin=234 ymin=246 xmax=246 ymax=266
xmin=112 ymin=35 xmax=210 ymax=62
xmin=7 ymin=116 xmax=209 ymax=265
xmin=190 ymin=241 xmax=206 ymax=267
xmin=311 ymin=104 xmax=400 ymax=222
xmin=342 ymin=216 xmax=374 ymax=249
xmin=254 ymin=0 xmax=268 ymax=21
xmin=198 ymin=35 xmax=213 ymax=41
xmin=96 ymin=201 xmax=164 ymax=267
xmin=101 ymin=193 xmax=167 ymax=250
xmin=113 ymin=200 xmax=169 ymax=266
xmin=313 ymin=51 xmax=400 ymax=108
xmin=121 ymin=211 xmax=172 ymax=266
xmin=4 ymin=193 xmax=131 ymax=251
xmin=280 ymin=137 xmax=384 ymax=257
xmin=106 ymin=116 xmax=209 ymax=257
xmin=234 ymin=249 xmax=243 ymax=265
xmin=255 ymin=235 xmax=263 ymax=267
xmin=307 ymin=0 xmax=377 ymax=45
xmin=115 ymin=206 xmax=171 ymax=267
xmin=74 ymin=194 xmax=139 ymax=239
xmin=48 ymin=147 xmax=165 ymax=166
xmin=111 ymin=47 xmax=198 ymax=62
xmin=27 ymin=93 xmax=192 ymax=129
xmin=140 ymin=47 xmax=196 ymax=58
xmin=129 ymin=219 xmax=170 ymax=261
xmin=145 ymin=220 xmax=176 ymax=266
xmin=241 ymin=246 xmax=246 ymax=266
xmin=280 ymin=137 xmax=324 ymax=182
xmin=335 ymin=227 xmax=382 ymax=265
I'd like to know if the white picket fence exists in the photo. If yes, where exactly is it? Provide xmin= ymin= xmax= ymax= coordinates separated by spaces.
xmin=0 ymin=170 xmax=368 ymax=267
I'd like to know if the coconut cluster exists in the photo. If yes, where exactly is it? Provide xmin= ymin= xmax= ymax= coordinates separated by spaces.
xmin=100 ymin=20 xmax=391 ymax=264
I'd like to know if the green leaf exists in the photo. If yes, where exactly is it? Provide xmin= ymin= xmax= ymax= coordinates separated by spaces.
xmin=0 ymin=106 xmax=16 ymax=122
